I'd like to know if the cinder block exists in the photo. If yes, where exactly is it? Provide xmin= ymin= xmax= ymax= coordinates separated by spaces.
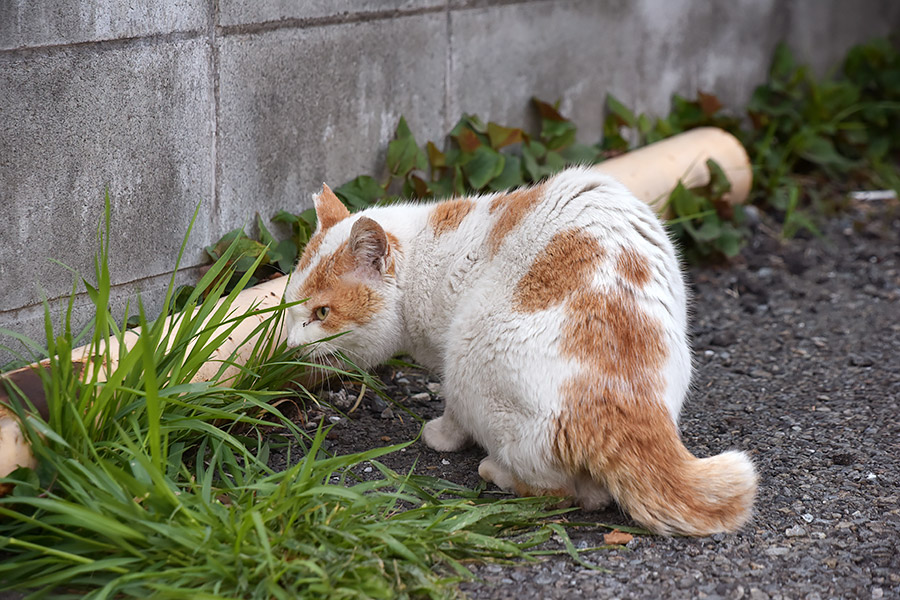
xmin=0 ymin=268 xmax=205 ymax=367
xmin=217 ymin=12 xmax=447 ymax=232
xmin=0 ymin=40 xmax=215 ymax=315
xmin=219 ymin=0 xmax=444 ymax=28
xmin=0 ymin=1 xmax=206 ymax=50
xmin=786 ymin=0 xmax=900 ymax=75
xmin=448 ymin=0 xmax=791 ymax=140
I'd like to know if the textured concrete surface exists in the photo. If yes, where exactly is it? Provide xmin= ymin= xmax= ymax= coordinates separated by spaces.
xmin=0 ymin=39 xmax=215 ymax=313
xmin=217 ymin=12 xmax=447 ymax=234
xmin=218 ymin=0 xmax=444 ymax=27
xmin=1 ymin=0 xmax=898 ymax=364
xmin=0 ymin=0 xmax=205 ymax=50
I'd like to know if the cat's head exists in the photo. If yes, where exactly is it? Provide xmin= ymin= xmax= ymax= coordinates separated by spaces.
xmin=283 ymin=184 xmax=403 ymax=369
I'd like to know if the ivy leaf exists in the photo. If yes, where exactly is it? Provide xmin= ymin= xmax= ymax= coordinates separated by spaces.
xmin=387 ymin=117 xmax=427 ymax=176
xmin=669 ymin=182 xmax=702 ymax=217
xmin=694 ymin=218 xmax=722 ymax=242
xmin=795 ymin=134 xmax=855 ymax=172
xmin=272 ymin=239 xmax=298 ymax=273
xmin=335 ymin=175 xmax=386 ymax=209
xmin=607 ymin=94 xmax=636 ymax=128
xmin=426 ymin=141 xmax=446 ymax=168
xmin=561 ymin=143 xmax=601 ymax=164
xmin=487 ymin=122 xmax=524 ymax=149
xmin=543 ymin=121 xmax=577 ymax=150
xmin=256 ymin=214 xmax=276 ymax=247
xmin=462 ymin=146 xmax=505 ymax=190
xmin=544 ymin=150 xmax=566 ymax=174
xmin=770 ymin=42 xmax=797 ymax=84
xmin=522 ymin=142 xmax=546 ymax=182
xmin=715 ymin=227 xmax=743 ymax=257
xmin=705 ymin=159 xmax=732 ymax=199
xmin=488 ymin=154 xmax=524 ymax=191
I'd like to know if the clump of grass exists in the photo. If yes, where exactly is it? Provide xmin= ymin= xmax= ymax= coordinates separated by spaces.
xmin=1 ymin=198 xmax=615 ymax=599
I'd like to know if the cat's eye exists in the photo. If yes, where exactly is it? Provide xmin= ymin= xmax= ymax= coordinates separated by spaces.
xmin=314 ymin=306 xmax=330 ymax=321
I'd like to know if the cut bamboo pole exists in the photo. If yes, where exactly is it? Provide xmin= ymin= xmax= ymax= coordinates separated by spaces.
xmin=1 ymin=127 xmax=752 ymax=491
xmin=593 ymin=126 xmax=752 ymax=215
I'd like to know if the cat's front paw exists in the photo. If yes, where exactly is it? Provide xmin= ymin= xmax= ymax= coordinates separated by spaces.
xmin=423 ymin=416 xmax=470 ymax=452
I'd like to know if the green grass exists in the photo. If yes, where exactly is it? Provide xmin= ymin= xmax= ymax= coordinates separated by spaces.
xmin=0 ymin=198 xmax=625 ymax=599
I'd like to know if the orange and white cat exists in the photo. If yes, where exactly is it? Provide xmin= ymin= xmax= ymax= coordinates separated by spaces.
xmin=284 ymin=167 xmax=757 ymax=536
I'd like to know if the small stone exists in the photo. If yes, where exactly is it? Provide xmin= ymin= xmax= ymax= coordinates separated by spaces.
xmin=370 ymin=397 xmax=388 ymax=412
xmin=785 ymin=525 xmax=806 ymax=537
xmin=426 ymin=382 xmax=442 ymax=394
xmin=534 ymin=573 xmax=554 ymax=585
xmin=872 ymin=588 xmax=884 ymax=599
xmin=328 ymin=416 xmax=341 ymax=424
xmin=410 ymin=392 xmax=431 ymax=402
xmin=441 ymin=458 xmax=450 ymax=465
xmin=363 ymin=466 xmax=372 ymax=473
xmin=749 ymin=588 xmax=769 ymax=600
xmin=380 ymin=408 xmax=394 ymax=419
xmin=866 ymin=472 xmax=878 ymax=480
xmin=801 ymin=513 xmax=814 ymax=523
xmin=765 ymin=546 xmax=790 ymax=557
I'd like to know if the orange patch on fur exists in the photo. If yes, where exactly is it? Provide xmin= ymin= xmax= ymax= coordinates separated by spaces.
xmin=616 ymin=247 xmax=652 ymax=287
xmin=513 ymin=229 xmax=603 ymax=312
xmin=429 ymin=198 xmax=475 ymax=237
xmin=298 ymin=241 xmax=384 ymax=332
xmin=552 ymin=375 xmax=754 ymax=535
xmin=560 ymin=289 xmax=667 ymax=384
xmin=487 ymin=184 xmax=544 ymax=256
xmin=296 ymin=233 xmax=325 ymax=272
xmin=552 ymin=288 xmax=756 ymax=535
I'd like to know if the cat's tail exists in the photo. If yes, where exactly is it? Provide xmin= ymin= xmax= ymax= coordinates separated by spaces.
xmin=563 ymin=404 xmax=758 ymax=536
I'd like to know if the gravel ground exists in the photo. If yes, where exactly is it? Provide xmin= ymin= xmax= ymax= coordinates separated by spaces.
xmin=300 ymin=197 xmax=900 ymax=600
xmin=2 ymin=198 xmax=897 ymax=599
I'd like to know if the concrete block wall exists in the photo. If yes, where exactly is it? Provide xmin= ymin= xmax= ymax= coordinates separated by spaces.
xmin=1 ymin=0 xmax=898 ymax=364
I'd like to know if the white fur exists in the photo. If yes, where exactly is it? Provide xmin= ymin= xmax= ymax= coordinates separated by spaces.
xmin=285 ymin=167 xmax=692 ymax=499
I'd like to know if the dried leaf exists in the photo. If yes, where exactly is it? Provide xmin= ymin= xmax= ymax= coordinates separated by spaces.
xmin=603 ymin=529 xmax=633 ymax=545
xmin=698 ymin=91 xmax=723 ymax=116
xmin=487 ymin=122 xmax=524 ymax=149
xmin=455 ymin=127 xmax=482 ymax=153
xmin=532 ymin=97 xmax=566 ymax=122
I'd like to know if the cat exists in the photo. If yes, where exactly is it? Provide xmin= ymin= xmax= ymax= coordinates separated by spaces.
xmin=283 ymin=166 xmax=757 ymax=536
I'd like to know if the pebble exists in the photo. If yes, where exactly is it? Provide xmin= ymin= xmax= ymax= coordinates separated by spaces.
xmin=380 ymin=408 xmax=394 ymax=419
xmin=749 ymin=588 xmax=769 ymax=600
xmin=441 ymin=458 xmax=450 ymax=465
xmin=328 ymin=416 xmax=341 ymax=424
xmin=426 ymin=382 xmax=442 ymax=394
xmin=765 ymin=547 xmax=790 ymax=557
xmin=785 ymin=525 xmax=806 ymax=537
xmin=410 ymin=392 xmax=431 ymax=402
xmin=801 ymin=513 xmax=814 ymax=523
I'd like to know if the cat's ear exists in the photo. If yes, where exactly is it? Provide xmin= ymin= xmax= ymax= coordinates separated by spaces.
xmin=313 ymin=183 xmax=350 ymax=233
xmin=349 ymin=216 xmax=389 ymax=280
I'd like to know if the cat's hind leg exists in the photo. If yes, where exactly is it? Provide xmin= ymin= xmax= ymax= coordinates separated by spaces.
xmin=479 ymin=457 xmax=573 ymax=504
xmin=423 ymin=414 xmax=471 ymax=452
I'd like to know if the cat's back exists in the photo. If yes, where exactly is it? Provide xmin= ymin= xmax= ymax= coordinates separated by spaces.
xmin=471 ymin=167 xmax=685 ymax=319
xmin=444 ymin=167 xmax=691 ymax=418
